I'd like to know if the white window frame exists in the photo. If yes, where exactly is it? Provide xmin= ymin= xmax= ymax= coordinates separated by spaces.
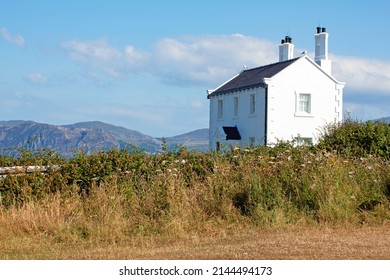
xmin=217 ymin=99 xmax=223 ymax=119
xmin=295 ymin=92 xmax=313 ymax=117
xmin=299 ymin=94 xmax=311 ymax=113
xmin=296 ymin=137 xmax=313 ymax=146
xmin=250 ymin=94 xmax=256 ymax=115
xmin=233 ymin=96 xmax=239 ymax=117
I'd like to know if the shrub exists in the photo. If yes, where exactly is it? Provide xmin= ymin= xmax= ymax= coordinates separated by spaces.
xmin=317 ymin=119 xmax=390 ymax=160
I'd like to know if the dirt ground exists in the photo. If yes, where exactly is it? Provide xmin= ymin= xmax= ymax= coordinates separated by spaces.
xmin=1 ymin=225 xmax=389 ymax=259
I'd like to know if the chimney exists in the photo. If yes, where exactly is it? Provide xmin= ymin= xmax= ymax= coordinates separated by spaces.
xmin=279 ymin=35 xmax=294 ymax=62
xmin=315 ymin=26 xmax=331 ymax=74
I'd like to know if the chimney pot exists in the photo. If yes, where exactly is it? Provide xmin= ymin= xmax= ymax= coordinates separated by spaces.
xmin=279 ymin=35 xmax=294 ymax=62
xmin=322 ymin=27 xmax=326 ymax=33
xmin=317 ymin=27 xmax=321 ymax=34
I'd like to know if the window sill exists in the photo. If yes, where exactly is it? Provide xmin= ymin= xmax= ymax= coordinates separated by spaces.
xmin=294 ymin=112 xmax=314 ymax=118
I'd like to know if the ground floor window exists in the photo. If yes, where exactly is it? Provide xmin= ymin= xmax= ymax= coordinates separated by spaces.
xmin=216 ymin=141 xmax=221 ymax=151
xmin=296 ymin=137 xmax=312 ymax=146
xmin=249 ymin=137 xmax=255 ymax=147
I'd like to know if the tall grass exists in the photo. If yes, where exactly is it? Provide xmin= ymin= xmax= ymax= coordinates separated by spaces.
xmin=1 ymin=142 xmax=389 ymax=244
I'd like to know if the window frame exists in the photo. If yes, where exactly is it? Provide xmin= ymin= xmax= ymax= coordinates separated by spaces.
xmin=233 ymin=96 xmax=239 ymax=117
xmin=250 ymin=94 xmax=256 ymax=115
xmin=217 ymin=99 xmax=223 ymax=119
xmin=249 ymin=137 xmax=255 ymax=147
xmin=296 ymin=137 xmax=313 ymax=146
xmin=295 ymin=92 xmax=313 ymax=117
xmin=299 ymin=93 xmax=311 ymax=113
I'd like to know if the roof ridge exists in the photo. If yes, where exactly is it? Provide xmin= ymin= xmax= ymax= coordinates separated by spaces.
xmin=243 ymin=57 xmax=300 ymax=72
xmin=208 ymin=56 xmax=302 ymax=98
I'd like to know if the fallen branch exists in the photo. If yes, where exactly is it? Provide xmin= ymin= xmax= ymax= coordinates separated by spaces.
xmin=0 ymin=165 xmax=61 ymax=178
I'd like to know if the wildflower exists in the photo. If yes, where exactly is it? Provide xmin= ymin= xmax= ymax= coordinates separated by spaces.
xmin=181 ymin=159 xmax=186 ymax=164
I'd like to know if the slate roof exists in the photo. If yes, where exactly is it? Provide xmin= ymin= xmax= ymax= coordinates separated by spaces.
xmin=208 ymin=57 xmax=300 ymax=98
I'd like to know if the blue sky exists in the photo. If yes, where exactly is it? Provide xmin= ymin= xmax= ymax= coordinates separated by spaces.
xmin=1 ymin=0 xmax=389 ymax=137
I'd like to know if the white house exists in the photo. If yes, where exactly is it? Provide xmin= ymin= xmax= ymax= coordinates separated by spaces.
xmin=207 ymin=27 xmax=345 ymax=150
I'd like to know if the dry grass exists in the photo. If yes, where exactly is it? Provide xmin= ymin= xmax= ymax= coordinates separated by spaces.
xmin=1 ymin=225 xmax=389 ymax=259
xmin=0 ymin=147 xmax=389 ymax=260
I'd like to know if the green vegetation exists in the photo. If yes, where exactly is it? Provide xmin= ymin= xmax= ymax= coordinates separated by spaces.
xmin=318 ymin=119 xmax=390 ymax=160
xmin=0 ymin=120 xmax=389 ymax=245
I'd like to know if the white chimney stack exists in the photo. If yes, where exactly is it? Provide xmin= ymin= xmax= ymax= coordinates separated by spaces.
xmin=315 ymin=27 xmax=331 ymax=75
xmin=279 ymin=36 xmax=294 ymax=62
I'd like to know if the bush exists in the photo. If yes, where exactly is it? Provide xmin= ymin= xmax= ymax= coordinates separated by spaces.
xmin=317 ymin=119 xmax=390 ymax=160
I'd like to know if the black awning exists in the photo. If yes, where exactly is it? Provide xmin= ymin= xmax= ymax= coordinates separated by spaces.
xmin=222 ymin=126 xmax=241 ymax=140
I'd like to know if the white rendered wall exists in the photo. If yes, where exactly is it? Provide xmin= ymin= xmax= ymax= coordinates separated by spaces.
xmin=264 ymin=56 xmax=343 ymax=145
xmin=209 ymin=87 xmax=266 ymax=150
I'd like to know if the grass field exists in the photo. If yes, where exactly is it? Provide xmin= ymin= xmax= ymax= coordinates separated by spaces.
xmin=1 ymin=225 xmax=389 ymax=259
xmin=0 ymin=121 xmax=389 ymax=260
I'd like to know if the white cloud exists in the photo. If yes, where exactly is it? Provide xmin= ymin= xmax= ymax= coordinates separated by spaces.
xmin=61 ymin=34 xmax=390 ymax=96
xmin=61 ymin=34 xmax=277 ymax=86
xmin=0 ymin=27 xmax=25 ymax=46
xmin=332 ymin=55 xmax=390 ymax=94
xmin=62 ymin=38 xmax=121 ymax=62
xmin=25 ymin=73 xmax=48 ymax=84
xmin=61 ymin=38 xmax=149 ymax=81
xmin=153 ymin=34 xmax=277 ymax=85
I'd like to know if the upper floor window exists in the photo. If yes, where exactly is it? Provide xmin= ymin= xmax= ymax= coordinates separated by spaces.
xmin=217 ymin=99 xmax=223 ymax=119
xmin=250 ymin=94 xmax=256 ymax=114
xmin=234 ymin=96 xmax=239 ymax=117
xmin=299 ymin=94 xmax=311 ymax=114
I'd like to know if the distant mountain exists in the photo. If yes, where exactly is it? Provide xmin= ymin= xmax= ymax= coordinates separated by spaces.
xmin=376 ymin=116 xmax=390 ymax=123
xmin=0 ymin=120 xmax=209 ymax=156
xmin=158 ymin=128 xmax=209 ymax=152
xmin=65 ymin=121 xmax=162 ymax=152
xmin=0 ymin=121 xmax=161 ymax=156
